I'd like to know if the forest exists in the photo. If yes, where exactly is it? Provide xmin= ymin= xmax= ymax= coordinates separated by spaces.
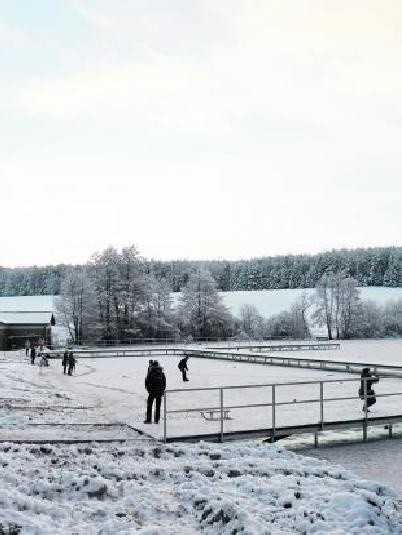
xmin=0 ymin=246 xmax=400 ymax=297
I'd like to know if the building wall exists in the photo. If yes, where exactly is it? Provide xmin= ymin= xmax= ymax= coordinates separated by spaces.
xmin=1 ymin=324 xmax=51 ymax=350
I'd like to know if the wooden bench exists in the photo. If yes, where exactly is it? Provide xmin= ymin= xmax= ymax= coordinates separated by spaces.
xmin=201 ymin=409 xmax=232 ymax=421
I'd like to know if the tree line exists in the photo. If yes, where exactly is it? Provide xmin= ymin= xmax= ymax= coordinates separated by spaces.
xmin=0 ymin=246 xmax=400 ymax=297
xmin=53 ymin=245 xmax=402 ymax=343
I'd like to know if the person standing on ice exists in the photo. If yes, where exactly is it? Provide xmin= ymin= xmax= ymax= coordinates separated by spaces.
xmin=67 ymin=351 xmax=76 ymax=376
xmin=30 ymin=345 xmax=36 ymax=365
xmin=62 ymin=350 xmax=69 ymax=375
xmin=178 ymin=356 xmax=189 ymax=381
xmin=144 ymin=360 xmax=166 ymax=424
xmin=359 ymin=367 xmax=379 ymax=412
xmin=25 ymin=339 xmax=31 ymax=356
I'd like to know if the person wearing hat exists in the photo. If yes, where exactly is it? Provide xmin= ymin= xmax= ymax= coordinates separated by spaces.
xmin=144 ymin=360 xmax=166 ymax=424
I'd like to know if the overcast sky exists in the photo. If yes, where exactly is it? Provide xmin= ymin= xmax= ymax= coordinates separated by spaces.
xmin=1 ymin=1 xmax=401 ymax=266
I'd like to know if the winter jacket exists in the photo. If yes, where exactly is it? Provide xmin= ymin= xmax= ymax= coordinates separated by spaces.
xmin=359 ymin=371 xmax=379 ymax=399
xmin=178 ymin=358 xmax=188 ymax=371
xmin=145 ymin=366 xmax=166 ymax=396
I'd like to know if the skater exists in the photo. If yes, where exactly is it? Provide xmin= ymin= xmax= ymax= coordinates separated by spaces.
xmin=30 ymin=346 xmax=36 ymax=365
xmin=144 ymin=360 xmax=166 ymax=424
xmin=67 ymin=351 xmax=76 ymax=376
xmin=25 ymin=339 xmax=31 ymax=357
xmin=178 ymin=356 xmax=189 ymax=381
xmin=62 ymin=350 xmax=69 ymax=375
xmin=359 ymin=367 xmax=379 ymax=412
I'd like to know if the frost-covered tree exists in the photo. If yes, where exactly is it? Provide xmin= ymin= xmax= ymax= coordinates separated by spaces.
xmin=137 ymin=275 xmax=177 ymax=338
xmin=265 ymin=294 xmax=311 ymax=339
xmin=56 ymin=268 xmax=97 ymax=343
xmin=313 ymin=273 xmax=360 ymax=339
xmin=178 ymin=270 xmax=233 ymax=339
xmin=90 ymin=245 xmax=147 ymax=340
xmin=238 ymin=304 xmax=264 ymax=339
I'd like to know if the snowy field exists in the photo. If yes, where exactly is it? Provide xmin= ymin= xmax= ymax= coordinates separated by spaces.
xmin=171 ymin=287 xmax=402 ymax=318
xmin=2 ymin=341 xmax=402 ymax=533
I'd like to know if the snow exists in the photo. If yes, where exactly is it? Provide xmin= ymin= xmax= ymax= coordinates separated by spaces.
xmin=0 ymin=295 xmax=55 ymax=312
xmin=0 ymin=312 xmax=53 ymax=324
xmin=172 ymin=287 xmax=402 ymax=318
xmin=0 ymin=440 xmax=401 ymax=534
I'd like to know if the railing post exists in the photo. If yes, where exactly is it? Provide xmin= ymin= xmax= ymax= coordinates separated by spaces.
xmin=320 ymin=382 xmax=324 ymax=430
xmin=271 ymin=385 xmax=276 ymax=443
xmin=220 ymin=388 xmax=224 ymax=443
xmin=163 ymin=392 xmax=167 ymax=444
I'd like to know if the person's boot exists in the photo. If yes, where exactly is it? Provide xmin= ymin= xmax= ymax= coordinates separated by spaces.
xmin=143 ymin=420 xmax=152 ymax=424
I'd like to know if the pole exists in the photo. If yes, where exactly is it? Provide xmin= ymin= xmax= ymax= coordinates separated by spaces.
xmin=320 ymin=382 xmax=324 ymax=430
xmin=163 ymin=393 xmax=167 ymax=444
xmin=220 ymin=388 xmax=224 ymax=443
xmin=271 ymin=385 xmax=276 ymax=443
xmin=363 ymin=378 xmax=368 ymax=442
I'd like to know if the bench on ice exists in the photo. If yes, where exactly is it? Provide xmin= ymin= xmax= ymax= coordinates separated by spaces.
xmin=201 ymin=409 xmax=232 ymax=421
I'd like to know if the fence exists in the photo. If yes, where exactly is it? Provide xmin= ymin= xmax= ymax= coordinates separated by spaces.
xmin=162 ymin=376 xmax=402 ymax=443
xmin=68 ymin=335 xmax=318 ymax=348
xmin=184 ymin=348 xmax=402 ymax=377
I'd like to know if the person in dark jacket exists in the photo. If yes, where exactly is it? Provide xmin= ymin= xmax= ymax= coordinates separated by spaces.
xmin=144 ymin=361 xmax=166 ymax=424
xmin=67 ymin=351 xmax=76 ymax=376
xmin=30 ymin=346 xmax=36 ymax=365
xmin=359 ymin=367 xmax=379 ymax=412
xmin=178 ymin=356 xmax=189 ymax=381
xmin=62 ymin=350 xmax=69 ymax=374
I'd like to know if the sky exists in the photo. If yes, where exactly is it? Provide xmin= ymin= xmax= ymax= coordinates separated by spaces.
xmin=1 ymin=0 xmax=401 ymax=267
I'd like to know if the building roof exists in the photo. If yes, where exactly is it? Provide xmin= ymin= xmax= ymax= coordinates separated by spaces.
xmin=0 ymin=312 xmax=53 ymax=325
xmin=0 ymin=295 xmax=55 ymax=312
xmin=0 ymin=296 xmax=55 ymax=325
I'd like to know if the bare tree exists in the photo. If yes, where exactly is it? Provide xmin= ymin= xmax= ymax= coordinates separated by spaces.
xmin=56 ymin=268 xmax=97 ymax=344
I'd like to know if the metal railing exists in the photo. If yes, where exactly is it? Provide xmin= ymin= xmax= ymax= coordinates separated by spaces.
xmin=67 ymin=335 xmax=316 ymax=348
xmin=184 ymin=348 xmax=402 ymax=376
xmin=163 ymin=376 xmax=402 ymax=443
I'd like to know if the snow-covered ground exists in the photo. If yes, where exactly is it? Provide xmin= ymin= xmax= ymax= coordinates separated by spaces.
xmin=1 ymin=440 xmax=401 ymax=534
xmin=2 ymin=340 xmax=402 ymax=533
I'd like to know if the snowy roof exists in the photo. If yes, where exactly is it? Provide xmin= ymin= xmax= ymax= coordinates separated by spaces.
xmin=0 ymin=295 xmax=55 ymax=313
xmin=0 ymin=312 xmax=53 ymax=325
xmin=0 ymin=296 xmax=55 ymax=325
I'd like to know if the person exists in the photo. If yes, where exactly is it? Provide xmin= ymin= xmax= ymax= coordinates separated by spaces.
xmin=67 ymin=351 xmax=76 ymax=376
xmin=359 ymin=367 xmax=379 ymax=412
xmin=30 ymin=346 xmax=36 ymax=365
xmin=38 ymin=354 xmax=49 ymax=374
xmin=25 ymin=339 xmax=31 ymax=357
xmin=147 ymin=359 xmax=155 ymax=377
xmin=144 ymin=360 xmax=166 ymax=424
xmin=62 ymin=350 xmax=69 ymax=375
xmin=178 ymin=356 xmax=189 ymax=382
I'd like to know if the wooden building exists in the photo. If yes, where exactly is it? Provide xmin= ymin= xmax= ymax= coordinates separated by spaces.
xmin=0 ymin=296 xmax=55 ymax=350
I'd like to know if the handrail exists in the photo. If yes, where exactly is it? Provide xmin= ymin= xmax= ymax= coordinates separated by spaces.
xmin=163 ymin=375 xmax=402 ymax=443
xmin=185 ymin=348 xmax=402 ymax=373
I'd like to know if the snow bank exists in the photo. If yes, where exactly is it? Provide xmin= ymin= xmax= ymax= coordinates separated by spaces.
xmin=0 ymin=441 xmax=401 ymax=534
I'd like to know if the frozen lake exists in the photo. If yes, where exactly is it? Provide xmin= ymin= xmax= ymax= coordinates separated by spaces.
xmin=2 ymin=338 xmax=402 ymax=441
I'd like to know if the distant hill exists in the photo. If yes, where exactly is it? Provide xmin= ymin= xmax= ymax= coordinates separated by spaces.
xmin=0 ymin=246 xmax=400 ymax=296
